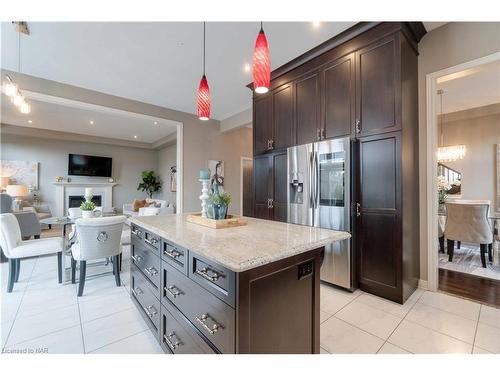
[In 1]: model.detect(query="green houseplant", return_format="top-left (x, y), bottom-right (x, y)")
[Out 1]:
top-left (207, 191), bottom-right (231, 220)
top-left (137, 170), bottom-right (162, 198)
top-left (80, 201), bottom-right (96, 218)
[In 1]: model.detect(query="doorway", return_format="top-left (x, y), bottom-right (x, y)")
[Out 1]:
top-left (426, 52), bottom-right (500, 306)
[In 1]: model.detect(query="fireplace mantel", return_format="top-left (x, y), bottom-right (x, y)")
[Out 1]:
top-left (53, 181), bottom-right (117, 216)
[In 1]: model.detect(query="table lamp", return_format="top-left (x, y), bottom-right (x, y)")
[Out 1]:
top-left (6, 184), bottom-right (28, 211)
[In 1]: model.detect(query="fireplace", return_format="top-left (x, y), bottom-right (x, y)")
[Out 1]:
top-left (68, 195), bottom-right (102, 208)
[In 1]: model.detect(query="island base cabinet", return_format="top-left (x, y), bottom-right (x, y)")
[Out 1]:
top-left (236, 248), bottom-right (321, 354)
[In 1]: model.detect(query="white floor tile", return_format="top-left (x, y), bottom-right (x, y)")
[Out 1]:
top-left (17, 284), bottom-right (77, 318)
top-left (474, 323), bottom-right (500, 354)
top-left (473, 346), bottom-right (494, 354)
top-left (377, 342), bottom-right (411, 354)
top-left (320, 310), bottom-right (332, 324)
top-left (388, 320), bottom-right (472, 354)
top-left (355, 289), bottom-right (422, 318)
top-left (479, 305), bottom-right (500, 329)
top-left (335, 300), bottom-right (402, 340)
top-left (78, 288), bottom-right (134, 323)
top-left (320, 316), bottom-right (384, 354)
top-left (320, 347), bottom-right (329, 354)
top-left (81, 308), bottom-right (149, 353)
top-left (90, 330), bottom-right (162, 354)
top-left (0, 292), bottom-right (24, 323)
top-left (320, 284), bottom-right (361, 315)
top-left (405, 302), bottom-right (477, 344)
top-left (419, 291), bottom-right (480, 321)
top-left (1, 319), bottom-right (14, 348)
top-left (76, 276), bottom-right (128, 302)
top-left (4, 325), bottom-right (84, 354)
top-left (7, 304), bottom-right (80, 346)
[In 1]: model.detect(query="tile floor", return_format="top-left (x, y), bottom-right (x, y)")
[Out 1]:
top-left (1, 245), bottom-right (499, 354)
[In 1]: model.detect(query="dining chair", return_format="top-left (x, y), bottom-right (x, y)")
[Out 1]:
top-left (0, 213), bottom-right (64, 292)
top-left (438, 216), bottom-right (446, 253)
top-left (444, 202), bottom-right (493, 268)
top-left (70, 215), bottom-right (126, 296)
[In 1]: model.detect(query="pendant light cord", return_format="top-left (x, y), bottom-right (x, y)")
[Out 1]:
top-left (203, 22), bottom-right (206, 76)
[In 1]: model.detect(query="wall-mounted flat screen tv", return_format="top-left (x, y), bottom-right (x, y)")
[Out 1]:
top-left (68, 154), bottom-right (112, 177)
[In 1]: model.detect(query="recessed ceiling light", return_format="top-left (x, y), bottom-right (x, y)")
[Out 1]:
top-left (244, 63), bottom-right (251, 72)
top-left (89, 120), bottom-right (94, 125)
top-left (312, 22), bottom-right (321, 28)
top-left (154, 121), bottom-right (158, 125)
top-left (133, 135), bottom-right (138, 139)
top-left (28, 120), bottom-right (32, 124)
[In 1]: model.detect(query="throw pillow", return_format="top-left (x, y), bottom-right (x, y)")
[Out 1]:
top-left (148, 201), bottom-right (162, 208)
top-left (133, 199), bottom-right (147, 212)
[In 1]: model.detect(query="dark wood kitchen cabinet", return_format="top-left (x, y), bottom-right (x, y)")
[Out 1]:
top-left (250, 22), bottom-right (424, 304)
top-left (252, 151), bottom-right (287, 222)
top-left (253, 95), bottom-right (273, 155)
top-left (295, 72), bottom-right (320, 145)
top-left (321, 53), bottom-right (355, 139)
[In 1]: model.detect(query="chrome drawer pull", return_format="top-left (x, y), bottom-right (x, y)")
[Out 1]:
top-left (164, 332), bottom-right (183, 351)
top-left (163, 249), bottom-right (182, 260)
top-left (195, 267), bottom-right (223, 282)
top-left (147, 305), bottom-right (158, 316)
top-left (132, 229), bottom-right (142, 237)
top-left (195, 314), bottom-right (222, 335)
top-left (131, 287), bottom-right (144, 297)
top-left (131, 255), bottom-right (142, 262)
top-left (144, 238), bottom-right (159, 247)
top-left (165, 285), bottom-right (182, 298)
top-left (144, 267), bottom-right (158, 276)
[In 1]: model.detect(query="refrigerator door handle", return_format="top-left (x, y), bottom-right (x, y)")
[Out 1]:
top-left (313, 151), bottom-right (319, 209)
top-left (308, 150), bottom-right (314, 209)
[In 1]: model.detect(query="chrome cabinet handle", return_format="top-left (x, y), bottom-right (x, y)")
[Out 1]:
top-left (144, 238), bottom-right (158, 248)
top-left (195, 267), bottom-right (223, 282)
top-left (163, 249), bottom-right (182, 260)
top-left (269, 198), bottom-right (274, 209)
top-left (163, 332), bottom-right (183, 351)
top-left (355, 119), bottom-right (361, 134)
top-left (144, 267), bottom-right (158, 276)
top-left (356, 203), bottom-right (361, 217)
top-left (321, 128), bottom-right (326, 140)
top-left (132, 229), bottom-right (142, 237)
top-left (316, 128), bottom-right (321, 140)
top-left (165, 285), bottom-right (182, 298)
top-left (195, 314), bottom-right (222, 335)
top-left (147, 305), bottom-right (158, 316)
top-left (131, 286), bottom-right (143, 297)
top-left (131, 255), bottom-right (142, 262)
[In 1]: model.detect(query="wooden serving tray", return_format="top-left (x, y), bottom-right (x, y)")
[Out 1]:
top-left (186, 213), bottom-right (248, 229)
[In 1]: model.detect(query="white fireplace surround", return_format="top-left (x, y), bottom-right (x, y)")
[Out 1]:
top-left (53, 181), bottom-right (117, 217)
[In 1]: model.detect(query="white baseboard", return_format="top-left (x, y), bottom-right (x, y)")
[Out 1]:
top-left (418, 279), bottom-right (429, 290)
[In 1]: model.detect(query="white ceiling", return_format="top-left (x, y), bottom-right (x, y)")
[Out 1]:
top-left (437, 59), bottom-right (500, 114)
top-left (1, 22), bottom-right (356, 121)
top-left (1, 95), bottom-right (178, 143)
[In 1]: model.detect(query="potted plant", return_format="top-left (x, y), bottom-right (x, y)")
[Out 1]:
top-left (207, 191), bottom-right (231, 220)
top-left (437, 176), bottom-right (451, 213)
top-left (137, 170), bottom-right (162, 198)
top-left (80, 201), bottom-right (96, 218)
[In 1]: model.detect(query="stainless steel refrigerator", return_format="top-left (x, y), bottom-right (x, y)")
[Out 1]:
top-left (287, 137), bottom-right (353, 290)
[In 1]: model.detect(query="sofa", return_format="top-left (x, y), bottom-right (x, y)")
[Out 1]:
top-left (123, 199), bottom-right (175, 217)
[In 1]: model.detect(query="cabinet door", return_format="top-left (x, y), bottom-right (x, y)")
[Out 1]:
top-left (322, 53), bottom-right (355, 139)
top-left (273, 84), bottom-right (294, 150)
top-left (356, 35), bottom-right (400, 137)
top-left (254, 95), bottom-right (273, 155)
top-left (356, 132), bottom-right (402, 302)
top-left (272, 151), bottom-right (288, 222)
top-left (295, 72), bottom-right (320, 145)
top-left (253, 154), bottom-right (272, 219)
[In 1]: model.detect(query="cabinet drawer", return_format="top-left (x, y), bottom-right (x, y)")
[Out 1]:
top-left (131, 264), bottom-right (160, 332)
top-left (131, 224), bottom-right (144, 241)
top-left (143, 230), bottom-right (161, 254)
top-left (162, 261), bottom-right (235, 353)
top-left (189, 253), bottom-right (236, 307)
top-left (161, 240), bottom-right (188, 274)
top-left (160, 300), bottom-right (216, 354)
top-left (131, 242), bottom-right (161, 289)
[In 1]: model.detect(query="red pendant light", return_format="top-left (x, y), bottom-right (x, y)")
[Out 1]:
top-left (252, 22), bottom-right (271, 94)
top-left (197, 22), bottom-right (210, 121)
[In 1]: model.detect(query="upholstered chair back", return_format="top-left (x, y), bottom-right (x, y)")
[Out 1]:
top-left (444, 203), bottom-right (492, 244)
top-left (75, 216), bottom-right (125, 260)
top-left (0, 213), bottom-right (22, 257)
top-left (0, 194), bottom-right (13, 214)
top-left (68, 207), bottom-right (82, 219)
top-left (438, 216), bottom-right (445, 237)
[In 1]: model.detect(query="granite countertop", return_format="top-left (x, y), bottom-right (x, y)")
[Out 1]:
top-left (130, 214), bottom-right (351, 272)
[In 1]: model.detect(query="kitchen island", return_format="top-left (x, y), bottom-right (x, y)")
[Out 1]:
top-left (128, 214), bottom-right (350, 354)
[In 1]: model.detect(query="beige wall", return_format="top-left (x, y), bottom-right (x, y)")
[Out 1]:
top-left (0, 132), bottom-right (158, 212)
top-left (1, 70), bottom-right (252, 214)
top-left (418, 22), bottom-right (500, 281)
top-left (157, 143), bottom-right (177, 206)
top-left (439, 107), bottom-right (500, 209)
